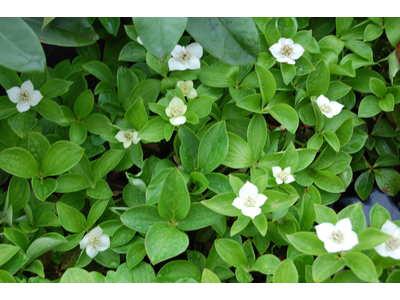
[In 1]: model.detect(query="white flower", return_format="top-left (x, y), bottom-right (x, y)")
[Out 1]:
top-left (168, 43), bottom-right (203, 71)
top-left (115, 130), bottom-right (141, 148)
top-left (269, 38), bottom-right (305, 65)
top-left (272, 166), bottom-right (295, 185)
top-left (165, 97), bottom-right (187, 126)
top-left (177, 80), bottom-right (197, 99)
top-left (374, 220), bottom-right (400, 259)
top-left (137, 36), bottom-right (143, 45)
top-left (315, 218), bottom-right (359, 253)
top-left (232, 181), bottom-right (267, 219)
top-left (6, 80), bottom-right (43, 113)
top-left (80, 227), bottom-right (110, 259)
top-left (316, 95), bottom-right (344, 118)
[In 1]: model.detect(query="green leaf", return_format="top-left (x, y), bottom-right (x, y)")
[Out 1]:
top-left (201, 192), bottom-right (240, 217)
top-left (370, 203), bottom-right (391, 230)
top-left (178, 126), bottom-right (200, 174)
top-left (337, 203), bottom-right (366, 234)
top-left (4, 228), bottom-right (29, 252)
top-left (24, 260), bottom-right (44, 278)
top-left (31, 177), bottom-right (58, 201)
top-left (87, 199), bottom-right (109, 230)
top-left (322, 132), bottom-right (340, 153)
top-left (384, 17), bottom-right (400, 47)
top-left (94, 248), bottom-right (120, 269)
top-left (335, 118), bottom-right (353, 147)
top-left (0, 244), bottom-right (19, 268)
top-left (145, 222), bottom-right (189, 265)
top-left (186, 17), bottom-right (259, 66)
top-left (231, 214), bottom-right (251, 236)
top-left (86, 179), bottom-right (113, 199)
top-left (7, 176), bottom-right (30, 212)
top-left (120, 205), bottom-right (166, 234)
top-left (73, 90), bottom-right (94, 120)
top-left (223, 132), bottom-right (254, 169)
top-left (56, 174), bottom-right (91, 193)
top-left (355, 171), bottom-right (374, 200)
top-left (60, 268), bottom-right (94, 283)
top-left (39, 79), bottom-right (73, 99)
top-left (42, 141), bottom-right (84, 177)
top-left (256, 64), bottom-right (276, 106)
top-left (298, 185), bottom-right (321, 231)
top-left (352, 228), bottom-right (391, 251)
top-left (247, 113), bottom-right (267, 162)
top-left (34, 98), bottom-right (67, 125)
top-left (177, 203), bottom-right (222, 231)
top-left (127, 79), bottom-right (161, 109)
top-left (314, 204), bottom-right (338, 224)
top-left (379, 93), bottom-right (394, 112)
top-left (311, 170), bottom-right (345, 193)
top-left (249, 254), bottom-right (280, 274)
top-left (99, 17), bottom-right (120, 37)
top-left (386, 270), bottom-right (400, 283)
top-left (265, 103), bottom-right (299, 134)
top-left (56, 202), bottom-right (87, 233)
top-left (26, 233), bottom-right (67, 265)
top-left (198, 121), bottom-right (229, 175)
top-left (83, 61), bottom-right (116, 86)
top-left (273, 259), bottom-right (298, 283)
top-left (306, 60), bottom-right (330, 97)
top-left (125, 97), bottom-right (148, 131)
top-left (22, 17), bottom-right (99, 47)
top-left (198, 61), bottom-right (239, 88)
top-left (0, 147), bottom-right (39, 178)
top-left (281, 63), bottom-right (296, 85)
top-left (134, 17), bottom-right (187, 62)
top-left (137, 117), bottom-right (168, 143)
top-left (252, 213), bottom-right (268, 236)
top-left (158, 168), bottom-right (191, 222)
top-left (7, 111), bottom-right (36, 139)
top-left (0, 18), bottom-right (45, 72)
top-left (344, 40), bottom-right (373, 61)
top-left (92, 149), bottom-right (125, 182)
top-left (215, 239), bottom-right (248, 268)
top-left (374, 168), bottom-right (400, 197)
top-left (156, 260), bottom-right (201, 283)
top-left (343, 251), bottom-right (379, 283)
top-left (286, 232), bottom-right (328, 256)
top-left (201, 268), bottom-right (221, 283)
top-left (312, 254), bottom-right (345, 282)
top-left (369, 77), bottom-right (387, 98)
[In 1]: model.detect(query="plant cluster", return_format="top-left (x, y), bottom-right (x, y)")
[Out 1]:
top-left (0, 17), bottom-right (400, 283)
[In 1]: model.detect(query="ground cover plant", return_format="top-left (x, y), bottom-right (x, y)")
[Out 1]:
top-left (1, 17), bottom-right (400, 283)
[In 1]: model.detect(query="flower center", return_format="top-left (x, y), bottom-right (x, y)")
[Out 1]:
top-left (181, 85), bottom-right (190, 94)
top-left (281, 44), bottom-right (293, 57)
top-left (19, 91), bottom-right (31, 102)
top-left (89, 236), bottom-right (100, 248)
top-left (320, 103), bottom-right (332, 113)
top-left (385, 236), bottom-right (400, 250)
top-left (124, 132), bottom-right (133, 140)
top-left (278, 171), bottom-right (288, 181)
top-left (330, 230), bottom-right (345, 244)
top-left (171, 107), bottom-right (182, 117)
top-left (178, 49), bottom-right (192, 63)
top-left (244, 195), bottom-right (256, 207)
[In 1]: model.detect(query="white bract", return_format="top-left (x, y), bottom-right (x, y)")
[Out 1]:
top-left (269, 38), bottom-right (305, 65)
top-left (272, 166), bottom-right (295, 185)
top-left (177, 80), bottom-right (197, 99)
top-left (6, 80), bottom-right (43, 113)
top-left (80, 227), bottom-right (110, 259)
top-left (374, 220), bottom-right (400, 259)
top-left (115, 130), bottom-right (141, 148)
top-left (137, 36), bottom-right (143, 45)
top-left (168, 43), bottom-right (203, 71)
top-left (165, 97), bottom-right (187, 126)
top-left (232, 181), bottom-right (267, 219)
top-left (315, 218), bottom-right (359, 253)
top-left (316, 95), bottom-right (344, 118)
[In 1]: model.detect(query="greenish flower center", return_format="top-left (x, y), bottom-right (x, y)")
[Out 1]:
top-left (179, 50), bottom-right (192, 63)
top-left (180, 85), bottom-right (190, 94)
top-left (279, 171), bottom-right (289, 181)
top-left (19, 91), bottom-right (31, 102)
top-left (89, 236), bottom-right (100, 248)
top-left (320, 103), bottom-right (332, 113)
top-left (385, 236), bottom-right (400, 250)
top-left (244, 195), bottom-right (256, 207)
top-left (330, 230), bottom-right (345, 244)
top-left (124, 132), bottom-right (133, 140)
top-left (281, 44), bottom-right (293, 57)
top-left (171, 107), bottom-right (182, 117)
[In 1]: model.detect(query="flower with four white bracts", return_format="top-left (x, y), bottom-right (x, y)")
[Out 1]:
top-left (177, 80), bottom-right (197, 99)
top-left (165, 97), bottom-right (187, 126)
top-left (316, 95), bottom-right (344, 118)
top-left (6, 80), bottom-right (43, 113)
top-left (272, 166), bottom-right (295, 185)
top-left (80, 227), bottom-right (110, 259)
top-left (315, 218), bottom-right (359, 253)
top-left (168, 43), bottom-right (203, 71)
top-left (232, 181), bottom-right (267, 219)
top-left (374, 220), bottom-right (400, 259)
top-left (115, 130), bottom-right (141, 148)
top-left (269, 38), bottom-right (305, 65)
